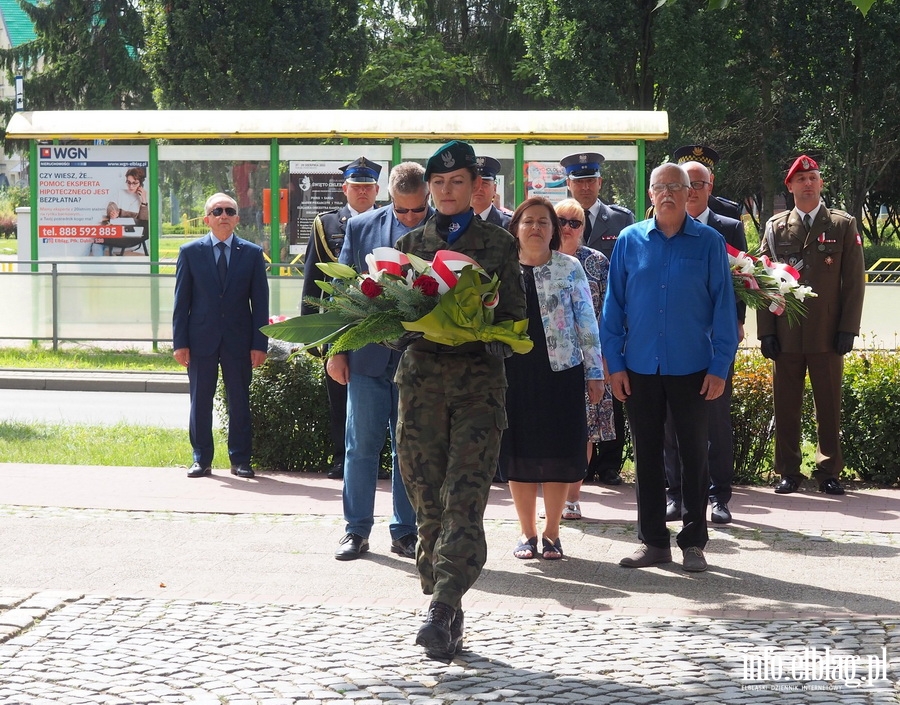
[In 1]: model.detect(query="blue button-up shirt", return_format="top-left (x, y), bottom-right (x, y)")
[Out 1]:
top-left (601, 216), bottom-right (738, 379)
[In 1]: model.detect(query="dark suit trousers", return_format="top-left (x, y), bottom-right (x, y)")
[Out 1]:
top-left (189, 346), bottom-right (252, 466)
top-left (773, 352), bottom-right (843, 483)
top-left (664, 363), bottom-right (735, 506)
top-left (626, 370), bottom-right (710, 550)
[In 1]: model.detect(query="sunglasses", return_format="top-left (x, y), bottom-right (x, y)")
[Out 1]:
top-left (208, 207), bottom-right (238, 217)
top-left (393, 204), bottom-right (428, 215)
top-left (557, 217), bottom-right (583, 229)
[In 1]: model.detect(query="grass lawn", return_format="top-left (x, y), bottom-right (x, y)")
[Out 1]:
top-left (0, 421), bottom-right (226, 468)
top-left (0, 345), bottom-right (182, 371)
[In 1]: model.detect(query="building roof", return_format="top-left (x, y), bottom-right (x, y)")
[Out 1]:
top-left (4, 109), bottom-right (670, 142)
top-left (0, 0), bottom-right (37, 48)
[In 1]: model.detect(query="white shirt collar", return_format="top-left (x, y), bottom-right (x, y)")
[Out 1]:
top-left (797, 203), bottom-right (822, 223)
top-left (694, 207), bottom-right (711, 225)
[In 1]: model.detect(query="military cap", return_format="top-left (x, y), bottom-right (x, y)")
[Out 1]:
top-left (673, 145), bottom-right (720, 170)
top-left (560, 152), bottom-right (605, 179)
top-left (474, 156), bottom-right (502, 181)
top-left (340, 157), bottom-right (382, 184)
top-left (424, 140), bottom-right (477, 180)
top-left (784, 154), bottom-right (820, 186)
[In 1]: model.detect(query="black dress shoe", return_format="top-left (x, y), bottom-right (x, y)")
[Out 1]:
top-left (390, 533), bottom-right (417, 559)
top-left (449, 608), bottom-right (464, 655)
top-left (665, 500), bottom-right (681, 522)
top-left (599, 468), bottom-right (623, 486)
top-left (326, 462), bottom-right (344, 480)
top-left (774, 477), bottom-right (800, 494)
top-left (710, 502), bottom-right (732, 524)
top-left (416, 601), bottom-right (455, 658)
top-left (230, 464), bottom-right (255, 479)
top-left (334, 532), bottom-right (369, 561)
top-left (819, 478), bottom-right (845, 495)
top-left (187, 463), bottom-right (211, 478)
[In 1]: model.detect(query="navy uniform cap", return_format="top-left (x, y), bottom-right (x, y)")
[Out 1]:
top-left (340, 157), bottom-right (382, 183)
top-left (673, 145), bottom-right (720, 170)
top-left (424, 140), bottom-right (477, 180)
top-left (560, 152), bottom-right (605, 179)
top-left (474, 156), bottom-right (502, 181)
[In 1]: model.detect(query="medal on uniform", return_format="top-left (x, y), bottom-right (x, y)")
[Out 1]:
top-left (825, 256), bottom-right (834, 265)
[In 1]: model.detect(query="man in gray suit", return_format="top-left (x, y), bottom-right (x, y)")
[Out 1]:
top-left (328, 162), bottom-right (432, 561)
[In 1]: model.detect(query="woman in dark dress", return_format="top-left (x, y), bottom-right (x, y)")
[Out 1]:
top-left (502, 197), bottom-right (604, 559)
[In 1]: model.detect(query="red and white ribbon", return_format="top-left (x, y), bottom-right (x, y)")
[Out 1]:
top-left (429, 250), bottom-right (483, 293)
top-left (365, 247), bottom-right (409, 278)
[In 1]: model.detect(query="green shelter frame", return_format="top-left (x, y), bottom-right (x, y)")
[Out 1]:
top-left (6, 109), bottom-right (669, 270)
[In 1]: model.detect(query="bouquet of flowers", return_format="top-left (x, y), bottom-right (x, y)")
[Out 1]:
top-left (727, 243), bottom-right (816, 327)
top-left (262, 247), bottom-right (533, 355)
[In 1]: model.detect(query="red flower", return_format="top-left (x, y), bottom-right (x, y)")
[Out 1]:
top-left (360, 277), bottom-right (384, 298)
top-left (413, 274), bottom-right (440, 297)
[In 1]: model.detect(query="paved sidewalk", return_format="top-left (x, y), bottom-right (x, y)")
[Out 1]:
top-left (1, 462), bottom-right (899, 703)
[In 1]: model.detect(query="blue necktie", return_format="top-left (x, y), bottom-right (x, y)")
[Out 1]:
top-left (216, 241), bottom-right (228, 285)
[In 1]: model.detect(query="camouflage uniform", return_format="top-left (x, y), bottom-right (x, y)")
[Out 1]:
top-left (394, 216), bottom-right (526, 609)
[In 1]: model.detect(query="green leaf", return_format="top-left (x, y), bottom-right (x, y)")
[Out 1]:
top-left (316, 262), bottom-right (358, 280)
top-left (261, 312), bottom-right (353, 345)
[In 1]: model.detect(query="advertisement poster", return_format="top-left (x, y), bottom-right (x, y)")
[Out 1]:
top-left (37, 145), bottom-right (150, 259)
top-left (524, 161), bottom-right (569, 203)
top-left (288, 160), bottom-right (389, 256)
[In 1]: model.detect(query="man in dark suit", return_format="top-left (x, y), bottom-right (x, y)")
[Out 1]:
top-left (560, 151), bottom-right (635, 485)
top-left (301, 156), bottom-right (382, 480)
top-left (759, 155), bottom-right (866, 496)
top-left (663, 160), bottom-right (747, 525)
top-left (472, 156), bottom-right (512, 230)
top-left (173, 193), bottom-right (270, 479)
top-left (327, 162), bottom-right (430, 561)
top-left (672, 145), bottom-right (742, 221)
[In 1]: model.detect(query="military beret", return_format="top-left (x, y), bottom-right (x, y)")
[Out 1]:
top-left (340, 157), bottom-right (382, 184)
top-left (424, 140), bottom-right (477, 180)
top-left (474, 156), bottom-right (502, 181)
top-left (560, 152), bottom-right (605, 179)
top-left (784, 155), bottom-right (819, 186)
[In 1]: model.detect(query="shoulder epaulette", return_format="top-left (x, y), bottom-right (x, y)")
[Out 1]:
top-left (828, 208), bottom-right (853, 221)
top-left (715, 196), bottom-right (741, 208)
top-left (609, 203), bottom-right (634, 216)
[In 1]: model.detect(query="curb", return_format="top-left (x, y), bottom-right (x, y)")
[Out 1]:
top-left (0, 368), bottom-right (188, 393)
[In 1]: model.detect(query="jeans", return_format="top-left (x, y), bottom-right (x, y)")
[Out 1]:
top-left (343, 369), bottom-right (416, 540)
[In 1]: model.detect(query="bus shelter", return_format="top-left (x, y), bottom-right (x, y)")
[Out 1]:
top-left (3, 109), bottom-right (668, 346)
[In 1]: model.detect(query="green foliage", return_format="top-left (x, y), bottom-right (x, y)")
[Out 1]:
top-left (0, 0), bottom-right (152, 112)
top-left (731, 351), bottom-right (776, 484)
top-left (143, 0), bottom-right (365, 109)
top-left (220, 355), bottom-right (332, 472)
top-left (841, 351), bottom-right (900, 484)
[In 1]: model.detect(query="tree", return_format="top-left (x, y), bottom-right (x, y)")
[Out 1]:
top-left (658, 0), bottom-right (884, 16)
top-left (142, 0), bottom-right (367, 109)
top-left (0, 0), bottom-right (152, 111)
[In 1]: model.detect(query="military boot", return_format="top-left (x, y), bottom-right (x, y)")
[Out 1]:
top-left (416, 601), bottom-right (455, 658)
top-left (449, 607), bottom-right (464, 655)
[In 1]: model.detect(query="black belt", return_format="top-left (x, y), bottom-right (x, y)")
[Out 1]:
top-left (407, 340), bottom-right (484, 354)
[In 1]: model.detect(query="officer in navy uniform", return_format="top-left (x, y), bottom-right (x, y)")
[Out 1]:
top-left (560, 151), bottom-right (634, 485)
top-left (472, 156), bottom-right (512, 231)
top-left (672, 145), bottom-right (742, 221)
top-left (301, 156), bottom-right (382, 480)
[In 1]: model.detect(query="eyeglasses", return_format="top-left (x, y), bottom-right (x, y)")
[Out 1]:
top-left (689, 180), bottom-right (711, 190)
top-left (393, 204), bottom-right (428, 215)
top-left (208, 207), bottom-right (237, 217)
top-left (557, 217), bottom-right (583, 229)
top-left (650, 182), bottom-right (690, 193)
top-left (125, 179), bottom-right (140, 186)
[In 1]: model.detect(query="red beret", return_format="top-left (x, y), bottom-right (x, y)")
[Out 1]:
top-left (785, 155), bottom-right (819, 186)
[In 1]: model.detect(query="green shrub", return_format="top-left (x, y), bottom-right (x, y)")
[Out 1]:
top-left (840, 350), bottom-right (900, 484)
top-left (731, 350), bottom-right (776, 484)
top-left (217, 353), bottom-right (332, 471)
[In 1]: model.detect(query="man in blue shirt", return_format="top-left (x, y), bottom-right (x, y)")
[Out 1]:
top-left (601, 163), bottom-right (738, 573)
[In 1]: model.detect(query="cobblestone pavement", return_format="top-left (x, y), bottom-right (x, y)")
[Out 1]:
top-left (1, 506), bottom-right (900, 704)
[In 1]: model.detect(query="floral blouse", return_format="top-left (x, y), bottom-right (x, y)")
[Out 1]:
top-left (529, 250), bottom-right (604, 380)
